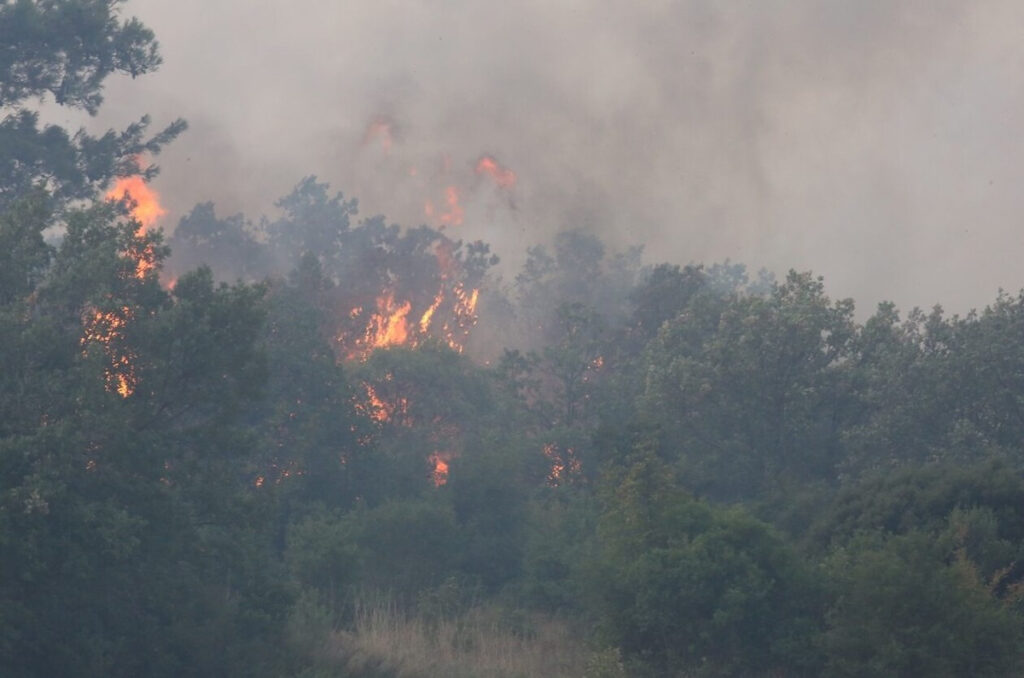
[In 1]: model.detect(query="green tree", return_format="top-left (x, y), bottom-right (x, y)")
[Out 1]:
top-left (644, 270), bottom-right (856, 500)
top-left (0, 0), bottom-right (185, 212)
top-left (839, 303), bottom-right (968, 475)
top-left (2, 0), bottom-right (160, 112)
top-left (824, 531), bottom-right (1022, 678)
top-left (593, 447), bottom-right (822, 676)
top-left (167, 201), bottom-right (267, 281)
top-left (245, 257), bottom-right (368, 520)
top-left (0, 190), bottom-right (51, 304)
top-left (0, 204), bottom-right (291, 676)
top-left (350, 344), bottom-right (502, 505)
top-left (807, 462), bottom-right (1024, 592)
top-left (627, 263), bottom-right (712, 347)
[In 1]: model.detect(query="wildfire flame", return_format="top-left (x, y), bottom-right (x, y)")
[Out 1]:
top-left (429, 451), bottom-right (452, 486)
top-left (424, 185), bottom-right (464, 226)
top-left (543, 443), bottom-right (581, 487)
top-left (343, 286), bottom-right (478, 359)
top-left (253, 460), bottom-right (305, 488)
top-left (419, 290), bottom-right (445, 334)
top-left (357, 381), bottom-right (409, 425)
top-left (81, 306), bottom-right (137, 397)
top-left (339, 241), bottom-right (480, 361)
top-left (106, 175), bottom-right (167, 280)
top-left (475, 155), bottom-right (517, 189)
top-left (364, 291), bottom-right (412, 351)
top-left (79, 173), bottom-right (168, 397)
top-left (106, 176), bottom-right (166, 230)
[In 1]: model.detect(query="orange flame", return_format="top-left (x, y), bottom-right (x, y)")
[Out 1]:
top-left (106, 176), bottom-right (166, 230)
top-left (455, 284), bottom-right (479, 316)
top-left (419, 290), bottom-right (444, 333)
top-left (364, 291), bottom-right (412, 351)
top-left (106, 175), bottom-right (166, 280)
top-left (425, 186), bottom-right (464, 226)
top-left (358, 381), bottom-right (408, 424)
top-left (429, 451), bottom-right (453, 486)
top-left (442, 186), bottom-right (463, 225)
top-left (362, 383), bottom-right (391, 423)
top-left (475, 155), bottom-right (517, 189)
top-left (81, 306), bottom-right (137, 397)
top-left (338, 239), bottom-right (481, 359)
top-left (342, 284), bottom-right (479, 359)
top-left (253, 461), bottom-right (305, 487)
top-left (439, 282), bottom-right (479, 353)
top-left (543, 443), bottom-right (581, 487)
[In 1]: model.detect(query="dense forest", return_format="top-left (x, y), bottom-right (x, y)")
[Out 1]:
top-left (4, 3), bottom-right (1024, 677)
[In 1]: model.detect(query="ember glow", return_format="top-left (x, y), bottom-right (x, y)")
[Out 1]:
top-left (357, 381), bottom-right (409, 425)
top-left (475, 155), bottom-right (517, 189)
top-left (81, 306), bottom-right (137, 398)
top-left (543, 443), bottom-right (581, 487)
top-left (253, 460), bottom-right (305, 488)
top-left (429, 451), bottom-right (452, 486)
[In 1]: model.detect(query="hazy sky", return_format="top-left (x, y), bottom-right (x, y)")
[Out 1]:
top-left (79, 0), bottom-right (1024, 314)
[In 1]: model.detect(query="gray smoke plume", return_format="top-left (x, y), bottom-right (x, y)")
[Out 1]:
top-left (87, 0), bottom-right (1024, 314)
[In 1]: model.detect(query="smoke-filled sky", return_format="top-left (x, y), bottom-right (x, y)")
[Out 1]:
top-left (72, 0), bottom-right (1024, 314)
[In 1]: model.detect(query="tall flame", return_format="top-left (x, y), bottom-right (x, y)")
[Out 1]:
top-left (340, 243), bottom-right (480, 360)
top-left (106, 175), bottom-right (166, 280)
top-left (419, 290), bottom-right (445, 334)
top-left (106, 176), bottom-right (166, 230)
top-left (365, 291), bottom-right (412, 351)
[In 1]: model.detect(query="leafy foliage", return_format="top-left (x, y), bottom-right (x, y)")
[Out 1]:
top-left (0, 0), bottom-right (185, 213)
top-left (7, 5), bottom-right (1024, 677)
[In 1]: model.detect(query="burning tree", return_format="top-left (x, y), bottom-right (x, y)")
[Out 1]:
top-left (264, 177), bottom-right (498, 362)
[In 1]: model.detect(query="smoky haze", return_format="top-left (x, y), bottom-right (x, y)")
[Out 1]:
top-left (85, 0), bottom-right (1024, 314)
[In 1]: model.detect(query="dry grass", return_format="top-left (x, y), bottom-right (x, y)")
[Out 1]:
top-left (313, 596), bottom-right (598, 678)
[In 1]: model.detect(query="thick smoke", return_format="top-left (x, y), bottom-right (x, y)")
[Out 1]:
top-left (87, 0), bottom-right (1024, 313)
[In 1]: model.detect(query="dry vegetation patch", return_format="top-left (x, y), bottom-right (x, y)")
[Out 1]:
top-left (313, 597), bottom-right (603, 678)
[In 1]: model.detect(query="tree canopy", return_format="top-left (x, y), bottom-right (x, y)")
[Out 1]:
top-left (5, 5), bottom-right (1024, 677)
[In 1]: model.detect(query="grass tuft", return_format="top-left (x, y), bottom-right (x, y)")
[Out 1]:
top-left (312, 593), bottom-right (599, 678)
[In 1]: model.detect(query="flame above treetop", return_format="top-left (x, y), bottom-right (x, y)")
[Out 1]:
top-left (106, 175), bottom-right (167, 230)
top-left (79, 174), bottom-right (168, 399)
top-left (475, 155), bottom-right (517, 189)
top-left (105, 174), bottom-right (167, 280)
